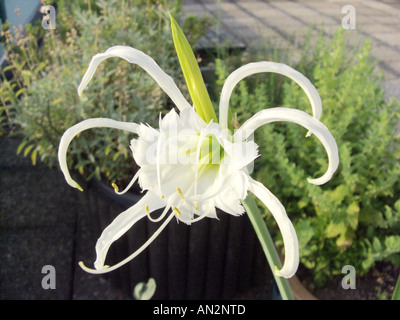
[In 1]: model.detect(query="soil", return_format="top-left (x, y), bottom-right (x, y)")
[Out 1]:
top-left (296, 262), bottom-right (400, 300)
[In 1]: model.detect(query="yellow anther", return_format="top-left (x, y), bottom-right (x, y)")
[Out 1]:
top-left (173, 207), bottom-right (181, 217)
top-left (161, 195), bottom-right (165, 199)
top-left (194, 201), bottom-right (198, 211)
top-left (145, 205), bottom-right (150, 215)
top-left (111, 183), bottom-right (119, 192)
top-left (176, 188), bottom-right (183, 199)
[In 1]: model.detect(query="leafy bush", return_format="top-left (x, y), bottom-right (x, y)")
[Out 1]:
top-left (214, 29), bottom-right (400, 286)
top-left (1, 0), bottom-right (209, 184)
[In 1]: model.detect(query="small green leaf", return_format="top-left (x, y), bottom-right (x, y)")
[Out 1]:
top-left (392, 273), bottom-right (400, 300)
top-left (112, 151), bottom-right (120, 162)
top-left (372, 237), bottom-right (381, 252)
top-left (346, 201), bottom-right (359, 230)
top-left (326, 221), bottom-right (346, 238)
top-left (17, 140), bottom-right (28, 155)
top-left (384, 236), bottom-right (400, 254)
top-left (394, 199), bottom-right (400, 212)
top-left (295, 219), bottom-right (314, 251)
top-left (31, 148), bottom-right (38, 166)
top-left (169, 13), bottom-right (217, 124)
top-left (23, 144), bottom-right (34, 157)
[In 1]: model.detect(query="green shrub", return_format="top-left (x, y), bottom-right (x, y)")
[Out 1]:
top-left (215, 29), bottom-right (400, 286)
top-left (1, 0), bottom-right (209, 184)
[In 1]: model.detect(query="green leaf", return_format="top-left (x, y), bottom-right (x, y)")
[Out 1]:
top-left (346, 201), bottom-right (359, 230)
top-left (169, 13), bottom-right (217, 124)
top-left (392, 273), bottom-right (400, 300)
top-left (326, 221), bottom-right (346, 238)
top-left (17, 140), bottom-right (28, 155)
top-left (372, 237), bottom-right (381, 252)
top-left (394, 199), bottom-right (400, 212)
top-left (328, 185), bottom-right (348, 204)
top-left (295, 219), bottom-right (314, 251)
top-left (384, 236), bottom-right (400, 254)
top-left (23, 144), bottom-right (34, 157)
top-left (31, 148), bottom-right (38, 166)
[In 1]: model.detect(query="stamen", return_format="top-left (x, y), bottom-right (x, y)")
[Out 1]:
top-left (173, 207), bottom-right (181, 217)
top-left (176, 188), bottom-right (183, 199)
top-left (148, 205), bottom-right (168, 222)
top-left (112, 183), bottom-right (119, 192)
top-left (148, 193), bottom-right (179, 223)
top-left (112, 170), bottom-right (141, 195)
top-left (145, 205), bottom-right (150, 216)
top-left (194, 201), bottom-right (199, 211)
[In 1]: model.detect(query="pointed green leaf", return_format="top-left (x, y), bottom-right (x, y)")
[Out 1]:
top-left (169, 13), bottom-right (217, 124)
top-left (392, 273), bottom-right (400, 300)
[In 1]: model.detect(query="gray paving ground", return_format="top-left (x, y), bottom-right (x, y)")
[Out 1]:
top-left (183, 0), bottom-right (400, 100)
top-left (1, 0), bottom-right (400, 300)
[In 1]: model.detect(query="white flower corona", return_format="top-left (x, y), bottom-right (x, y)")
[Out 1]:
top-left (58, 46), bottom-right (339, 278)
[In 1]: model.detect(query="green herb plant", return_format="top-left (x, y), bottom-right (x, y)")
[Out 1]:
top-left (214, 29), bottom-right (400, 286)
top-left (1, 0), bottom-right (209, 185)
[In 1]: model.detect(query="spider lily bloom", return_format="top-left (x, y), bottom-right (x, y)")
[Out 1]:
top-left (58, 24), bottom-right (338, 280)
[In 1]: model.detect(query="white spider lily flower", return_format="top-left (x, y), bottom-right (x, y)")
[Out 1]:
top-left (59, 45), bottom-right (338, 278)
top-left (58, 46), bottom-right (338, 278)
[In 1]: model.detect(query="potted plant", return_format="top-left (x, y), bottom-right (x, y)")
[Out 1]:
top-left (1, 0), bottom-right (269, 299)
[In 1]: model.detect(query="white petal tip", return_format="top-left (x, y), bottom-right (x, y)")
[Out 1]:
top-left (79, 261), bottom-right (109, 274)
top-left (78, 261), bottom-right (93, 272)
top-left (77, 87), bottom-right (84, 97)
top-left (70, 180), bottom-right (84, 192)
top-left (307, 177), bottom-right (328, 186)
top-left (274, 265), bottom-right (296, 279)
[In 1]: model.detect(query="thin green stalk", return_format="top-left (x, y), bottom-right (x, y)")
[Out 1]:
top-left (242, 195), bottom-right (295, 300)
top-left (392, 272), bottom-right (400, 300)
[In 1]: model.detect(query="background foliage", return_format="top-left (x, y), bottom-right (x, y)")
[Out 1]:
top-left (213, 29), bottom-right (400, 285)
top-left (1, 0), bottom-right (209, 184)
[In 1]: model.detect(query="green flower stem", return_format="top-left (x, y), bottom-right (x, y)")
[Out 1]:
top-left (242, 195), bottom-right (295, 300)
top-left (392, 272), bottom-right (400, 300)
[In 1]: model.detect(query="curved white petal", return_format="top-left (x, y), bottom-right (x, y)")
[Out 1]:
top-left (80, 211), bottom-right (175, 274)
top-left (78, 45), bottom-right (191, 111)
top-left (235, 107), bottom-right (339, 185)
top-left (219, 61), bottom-right (322, 130)
top-left (92, 190), bottom-right (166, 270)
top-left (58, 118), bottom-right (138, 191)
top-left (247, 177), bottom-right (299, 278)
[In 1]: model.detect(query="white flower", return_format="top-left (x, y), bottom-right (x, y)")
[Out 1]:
top-left (58, 46), bottom-right (339, 278)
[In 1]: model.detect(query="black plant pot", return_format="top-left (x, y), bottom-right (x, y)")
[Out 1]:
top-left (79, 178), bottom-right (267, 300)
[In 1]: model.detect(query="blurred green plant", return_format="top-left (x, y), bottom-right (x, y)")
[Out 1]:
top-left (1, 0), bottom-right (209, 184)
top-left (214, 29), bottom-right (400, 286)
